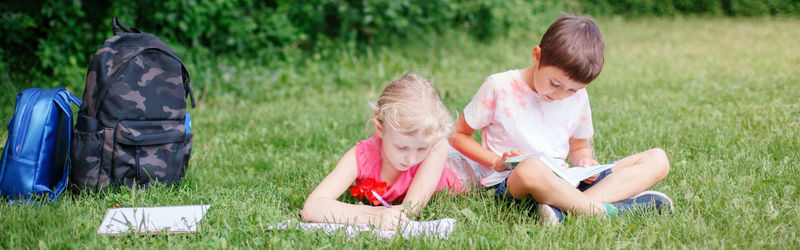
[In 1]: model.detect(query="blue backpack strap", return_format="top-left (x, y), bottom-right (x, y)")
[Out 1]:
top-left (27, 90), bottom-right (82, 202)
top-left (51, 90), bottom-right (81, 201)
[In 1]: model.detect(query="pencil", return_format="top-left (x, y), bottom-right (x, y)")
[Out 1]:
top-left (371, 190), bottom-right (392, 208)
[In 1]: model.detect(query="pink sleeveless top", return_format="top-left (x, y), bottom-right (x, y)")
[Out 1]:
top-left (355, 135), bottom-right (462, 203)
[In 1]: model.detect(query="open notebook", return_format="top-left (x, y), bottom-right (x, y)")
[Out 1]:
top-left (97, 205), bottom-right (210, 235)
top-left (268, 218), bottom-right (455, 239)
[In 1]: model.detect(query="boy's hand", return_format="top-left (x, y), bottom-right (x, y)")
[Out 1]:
top-left (578, 158), bottom-right (601, 184)
top-left (492, 150), bottom-right (524, 171)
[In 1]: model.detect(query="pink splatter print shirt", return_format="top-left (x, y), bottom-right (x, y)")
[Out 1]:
top-left (463, 70), bottom-right (594, 186)
top-left (355, 135), bottom-right (463, 203)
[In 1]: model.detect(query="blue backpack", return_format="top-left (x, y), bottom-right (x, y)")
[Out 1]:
top-left (0, 88), bottom-right (81, 202)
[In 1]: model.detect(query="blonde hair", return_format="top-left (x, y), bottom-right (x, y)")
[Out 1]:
top-left (371, 72), bottom-right (453, 142)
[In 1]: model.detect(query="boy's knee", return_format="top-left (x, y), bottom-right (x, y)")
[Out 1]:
top-left (518, 157), bottom-right (550, 171)
top-left (647, 147), bottom-right (670, 178)
top-left (512, 158), bottom-right (550, 187)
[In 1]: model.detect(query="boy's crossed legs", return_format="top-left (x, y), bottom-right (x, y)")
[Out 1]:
top-left (506, 148), bottom-right (671, 219)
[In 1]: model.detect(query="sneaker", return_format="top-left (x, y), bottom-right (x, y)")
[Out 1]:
top-left (537, 204), bottom-right (564, 226)
top-left (610, 190), bottom-right (674, 216)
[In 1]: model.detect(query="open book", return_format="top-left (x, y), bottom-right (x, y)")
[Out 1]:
top-left (268, 218), bottom-right (455, 239)
top-left (504, 152), bottom-right (613, 187)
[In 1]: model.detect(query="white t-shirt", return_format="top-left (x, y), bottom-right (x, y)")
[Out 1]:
top-left (462, 70), bottom-right (594, 187)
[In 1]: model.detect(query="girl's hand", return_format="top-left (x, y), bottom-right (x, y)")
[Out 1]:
top-left (578, 158), bottom-right (601, 184)
top-left (377, 207), bottom-right (409, 231)
top-left (492, 150), bottom-right (524, 171)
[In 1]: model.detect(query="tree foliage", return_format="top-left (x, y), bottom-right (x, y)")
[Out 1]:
top-left (1, 0), bottom-right (797, 83)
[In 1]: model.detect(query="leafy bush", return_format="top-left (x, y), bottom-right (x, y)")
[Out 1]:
top-left (1, 0), bottom-right (109, 88)
top-left (727, 0), bottom-right (800, 16)
top-left (1, 0), bottom-right (797, 86)
top-left (576, 0), bottom-right (800, 17)
top-left (0, 0), bottom-right (565, 84)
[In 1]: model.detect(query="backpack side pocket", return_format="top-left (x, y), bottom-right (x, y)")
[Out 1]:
top-left (69, 129), bottom-right (104, 191)
top-left (177, 133), bottom-right (192, 182)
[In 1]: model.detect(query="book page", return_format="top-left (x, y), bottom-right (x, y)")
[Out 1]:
top-left (98, 205), bottom-right (210, 235)
top-left (504, 152), bottom-right (551, 168)
top-left (562, 164), bottom-right (614, 185)
top-left (504, 152), bottom-right (613, 187)
top-left (268, 218), bottom-right (456, 239)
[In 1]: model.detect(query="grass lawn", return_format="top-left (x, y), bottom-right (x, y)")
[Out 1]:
top-left (1, 16), bottom-right (799, 248)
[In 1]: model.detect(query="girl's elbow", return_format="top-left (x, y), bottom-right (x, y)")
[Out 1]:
top-left (300, 198), bottom-right (318, 222)
top-left (299, 208), bottom-right (315, 222)
top-left (300, 206), bottom-right (324, 223)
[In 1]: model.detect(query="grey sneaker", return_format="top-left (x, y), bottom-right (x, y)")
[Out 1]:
top-left (537, 204), bottom-right (564, 226)
top-left (611, 190), bottom-right (674, 216)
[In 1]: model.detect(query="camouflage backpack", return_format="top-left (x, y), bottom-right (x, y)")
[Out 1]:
top-left (70, 17), bottom-right (196, 191)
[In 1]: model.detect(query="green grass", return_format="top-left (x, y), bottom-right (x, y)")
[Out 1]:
top-left (2, 16), bottom-right (799, 248)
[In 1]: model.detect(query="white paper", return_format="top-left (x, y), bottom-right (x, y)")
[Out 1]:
top-left (98, 205), bottom-right (210, 235)
top-left (563, 164), bottom-right (614, 183)
top-left (268, 218), bottom-right (456, 239)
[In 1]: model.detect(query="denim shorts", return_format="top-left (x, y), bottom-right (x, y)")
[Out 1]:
top-left (490, 168), bottom-right (613, 203)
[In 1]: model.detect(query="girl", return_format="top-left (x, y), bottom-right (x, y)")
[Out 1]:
top-left (300, 73), bottom-right (462, 230)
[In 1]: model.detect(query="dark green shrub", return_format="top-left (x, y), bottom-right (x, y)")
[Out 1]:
top-left (2, 0), bottom-right (797, 87)
top-left (0, 0), bottom-right (568, 84)
top-left (726, 0), bottom-right (800, 16)
top-left (577, 0), bottom-right (799, 16)
top-left (1, 0), bottom-right (108, 87)
top-left (673, 0), bottom-right (724, 15)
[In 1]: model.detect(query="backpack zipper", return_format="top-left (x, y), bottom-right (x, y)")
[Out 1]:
top-left (14, 90), bottom-right (41, 157)
top-left (135, 145), bottom-right (143, 181)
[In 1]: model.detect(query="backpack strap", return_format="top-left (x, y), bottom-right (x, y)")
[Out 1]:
top-left (6, 93), bottom-right (21, 131)
top-left (112, 17), bottom-right (141, 35)
top-left (182, 65), bottom-right (196, 108)
top-left (27, 90), bottom-right (81, 202)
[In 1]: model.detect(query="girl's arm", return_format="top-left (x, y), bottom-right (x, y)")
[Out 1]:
top-left (398, 138), bottom-right (449, 215)
top-left (300, 146), bottom-right (408, 230)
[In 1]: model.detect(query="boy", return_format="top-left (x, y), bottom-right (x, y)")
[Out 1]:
top-left (448, 13), bottom-right (673, 225)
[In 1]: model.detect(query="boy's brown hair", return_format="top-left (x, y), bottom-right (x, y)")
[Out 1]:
top-left (538, 13), bottom-right (605, 84)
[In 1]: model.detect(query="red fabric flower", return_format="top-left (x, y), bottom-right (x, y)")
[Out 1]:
top-left (349, 178), bottom-right (388, 206)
